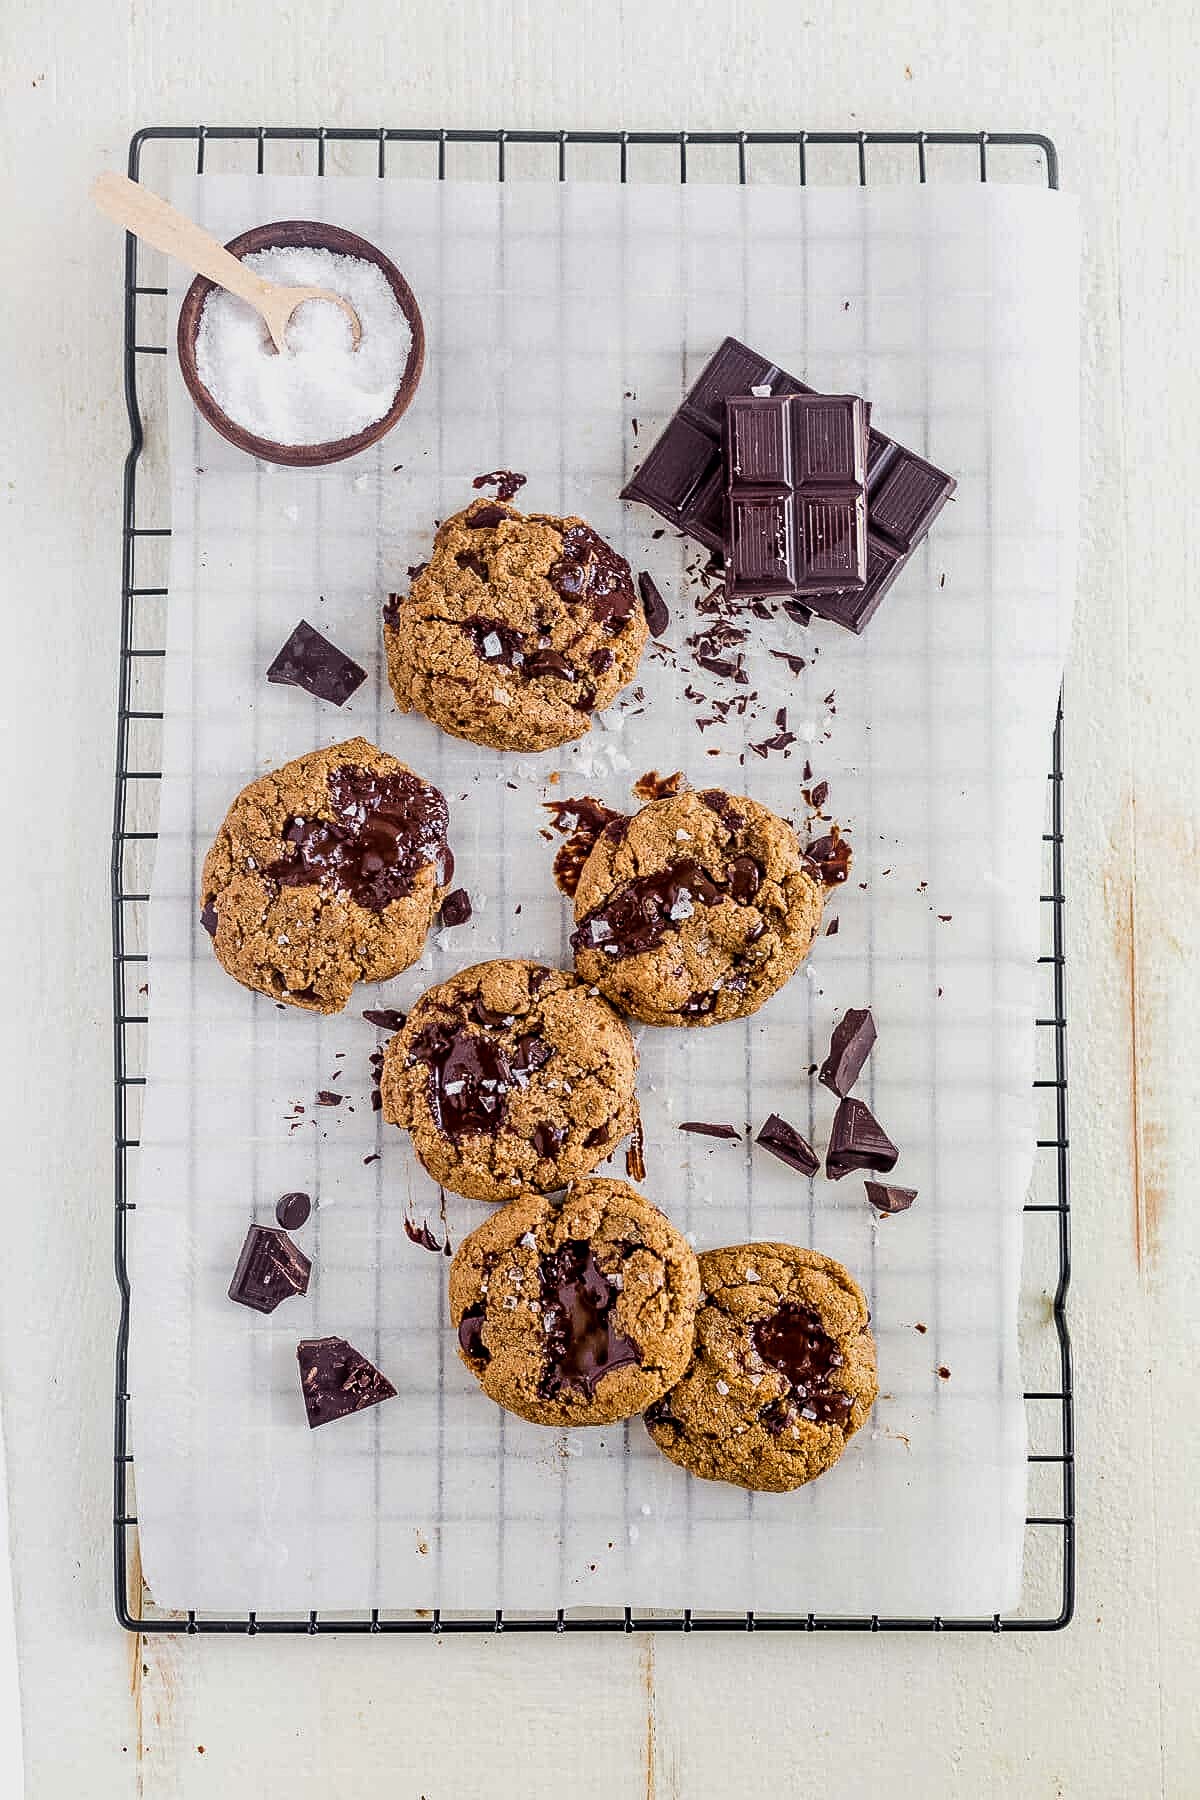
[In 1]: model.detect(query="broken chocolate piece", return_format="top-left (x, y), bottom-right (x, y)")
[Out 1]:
top-left (865, 1181), bottom-right (917, 1214)
top-left (679, 1121), bottom-right (741, 1140)
top-left (472, 469), bottom-right (527, 502)
top-left (362, 1007), bottom-right (406, 1031)
top-left (440, 888), bottom-right (473, 927)
top-left (296, 1337), bottom-right (396, 1427)
top-left (199, 899), bottom-right (219, 937)
top-left (458, 1303), bottom-right (489, 1362)
top-left (227, 1224), bottom-right (311, 1314)
top-left (537, 1241), bottom-right (641, 1398)
top-left (723, 392), bottom-right (869, 598)
top-left (755, 1114), bottom-right (819, 1177)
top-left (818, 1007), bottom-right (877, 1098)
top-left (266, 620), bottom-right (367, 707)
top-left (826, 1097), bottom-right (898, 1180)
top-left (316, 1089), bottom-right (343, 1107)
top-left (637, 570), bottom-right (670, 636)
top-left (805, 828), bottom-right (852, 886)
top-left (274, 1191), bottom-right (312, 1231)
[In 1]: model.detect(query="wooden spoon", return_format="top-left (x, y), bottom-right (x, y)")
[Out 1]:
top-left (91, 171), bottom-right (362, 354)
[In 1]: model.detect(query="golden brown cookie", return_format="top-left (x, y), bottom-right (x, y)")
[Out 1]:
top-left (383, 496), bottom-right (649, 752)
top-left (200, 737), bottom-right (453, 1014)
top-left (380, 959), bottom-right (639, 1203)
top-left (571, 787), bottom-right (824, 1026)
top-left (644, 1243), bottom-right (877, 1491)
top-left (448, 1180), bottom-right (701, 1427)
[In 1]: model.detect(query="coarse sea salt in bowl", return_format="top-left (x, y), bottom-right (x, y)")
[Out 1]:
top-left (176, 220), bottom-right (425, 468)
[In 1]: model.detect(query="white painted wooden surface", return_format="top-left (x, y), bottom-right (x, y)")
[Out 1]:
top-left (1, 1), bottom-right (1197, 1794)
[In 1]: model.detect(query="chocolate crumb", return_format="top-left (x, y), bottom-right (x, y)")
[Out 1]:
top-left (440, 888), bottom-right (473, 927)
top-left (806, 827), bottom-right (853, 886)
top-left (915, 1322), bottom-right (928, 1334)
top-left (316, 1090), bottom-right (343, 1107)
top-left (937, 1365), bottom-right (951, 1380)
top-left (769, 649), bottom-right (807, 675)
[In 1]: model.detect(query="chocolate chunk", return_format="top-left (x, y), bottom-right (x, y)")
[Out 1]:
top-left (622, 336), bottom-right (955, 631)
top-left (751, 1304), bottom-right (852, 1426)
top-left (472, 469), bottom-right (527, 502)
top-left (547, 523), bottom-right (638, 632)
top-left (404, 1215), bottom-right (443, 1252)
top-left (810, 780), bottom-right (829, 809)
top-left (525, 648), bottom-right (575, 679)
top-left (826, 1097), bottom-right (898, 1179)
top-left (316, 1089), bottom-right (343, 1106)
top-left (723, 393), bottom-right (869, 598)
top-left (274, 1191), bottom-right (312, 1230)
top-left (532, 1121), bottom-right (566, 1158)
top-left (362, 1007), bottom-right (406, 1031)
top-left (543, 795), bottom-right (627, 898)
top-left (467, 502), bottom-right (510, 528)
top-left (199, 898), bottom-right (219, 936)
top-left (227, 1224), bottom-right (311, 1314)
top-left (865, 1181), bottom-right (917, 1214)
top-left (296, 1337), bottom-right (396, 1427)
top-left (264, 763), bottom-right (452, 913)
top-left (637, 570), bottom-right (670, 636)
top-left (458, 1303), bottom-right (489, 1363)
top-left (818, 1007), bottom-right (877, 1098)
top-left (679, 1121), bottom-right (740, 1140)
top-left (406, 1016), bottom-right (518, 1140)
top-left (589, 647), bottom-right (615, 675)
top-left (439, 888), bottom-right (473, 927)
top-left (266, 619), bottom-right (367, 707)
top-left (643, 1394), bottom-right (681, 1431)
top-left (464, 615), bottom-right (526, 668)
top-left (755, 1113), bottom-right (819, 1177)
top-left (805, 827), bottom-right (852, 886)
top-left (783, 600), bottom-right (813, 627)
top-left (537, 1241), bottom-right (641, 1398)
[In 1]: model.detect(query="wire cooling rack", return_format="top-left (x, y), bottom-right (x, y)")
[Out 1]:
top-left (111, 125), bottom-right (1074, 1635)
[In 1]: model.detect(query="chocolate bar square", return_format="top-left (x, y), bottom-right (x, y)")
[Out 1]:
top-left (723, 393), bottom-right (868, 599)
top-left (622, 337), bottom-right (956, 632)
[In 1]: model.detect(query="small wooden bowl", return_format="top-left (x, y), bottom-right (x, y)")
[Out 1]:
top-left (176, 219), bottom-right (425, 468)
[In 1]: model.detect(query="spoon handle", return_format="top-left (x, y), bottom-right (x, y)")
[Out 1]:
top-left (91, 171), bottom-right (274, 315)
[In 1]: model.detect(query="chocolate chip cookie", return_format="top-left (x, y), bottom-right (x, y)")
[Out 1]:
top-left (644, 1243), bottom-right (877, 1491)
top-left (571, 787), bottom-right (824, 1026)
top-left (449, 1179), bottom-right (701, 1427)
top-left (383, 496), bottom-right (649, 752)
top-left (200, 736), bottom-right (453, 1014)
top-left (380, 959), bottom-right (639, 1203)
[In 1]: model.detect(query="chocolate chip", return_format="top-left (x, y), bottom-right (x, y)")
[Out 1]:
top-left (678, 1122), bottom-right (741, 1140)
top-left (818, 1007), bottom-right (877, 1098)
top-left (274, 1191), bottom-right (312, 1230)
top-left (826, 1098), bottom-right (898, 1179)
top-left (227, 1224), bottom-right (310, 1314)
top-left (362, 1007), bottom-right (406, 1031)
top-left (637, 571), bottom-right (670, 636)
top-left (865, 1181), bottom-right (917, 1214)
top-left (265, 619), bottom-right (367, 707)
top-left (200, 899), bottom-right (219, 936)
top-left (439, 888), bottom-right (473, 927)
top-left (755, 1114), bottom-right (819, 1177)
top-left (467, 503), bottom-right (510, 528)
top-left (751, 1305), bottom-right (852, 1426)
top-left (296, 1337), bottom-right (396, 1427)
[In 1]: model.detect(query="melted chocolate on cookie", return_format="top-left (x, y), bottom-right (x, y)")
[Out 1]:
top-left (458, 1303), bottom-right (489, 1363)
top-left (751, 1303), bottom-right (853, 1428)
top-left (571, 854), bottom-right (764, 959)
top-left (547, 523), bottom-right (638, 633)
top-left (537, 1240), bottom-right (641, 1397)
top-left (406, 992), bottom-right (554, 1141)
top-left (265, 765), bottom-right (452, 911)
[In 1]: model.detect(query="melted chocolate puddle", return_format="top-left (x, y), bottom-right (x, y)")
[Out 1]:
top-left (264, 765), bottom-right (451, 911)
top-left (750, 1304), bottom-right (852, 1427)
top-left (406, 993), bottom-right (552, 1140)
top-left (537, 1241), bottom-right (641, 1397)
top-left (543, 796), bottom-right (629, 898)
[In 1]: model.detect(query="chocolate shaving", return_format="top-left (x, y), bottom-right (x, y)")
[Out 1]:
top-left (625, 1115), bottom-right (646, 1182)
top-left (637, 571), bottom-right (670, 636)
top-left (404, 1215), bottom-right (445, 1253)
top-left (362, 1008), bottom-right (406, 1031)
top-left (678, 1122), bottom-right (741, 1141)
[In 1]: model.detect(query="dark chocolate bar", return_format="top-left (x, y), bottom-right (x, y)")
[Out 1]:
top-left (723, 392), bottom-right (868, 598)
top-left (622, 336), bottom-right (955, 633)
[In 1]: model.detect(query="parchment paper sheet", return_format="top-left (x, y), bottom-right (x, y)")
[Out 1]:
top-left (129, 175), bottom-right (1079, 1615)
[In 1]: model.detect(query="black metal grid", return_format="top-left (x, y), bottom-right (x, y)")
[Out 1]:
top-left (111, 125), bottom-right (1073, 1635)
